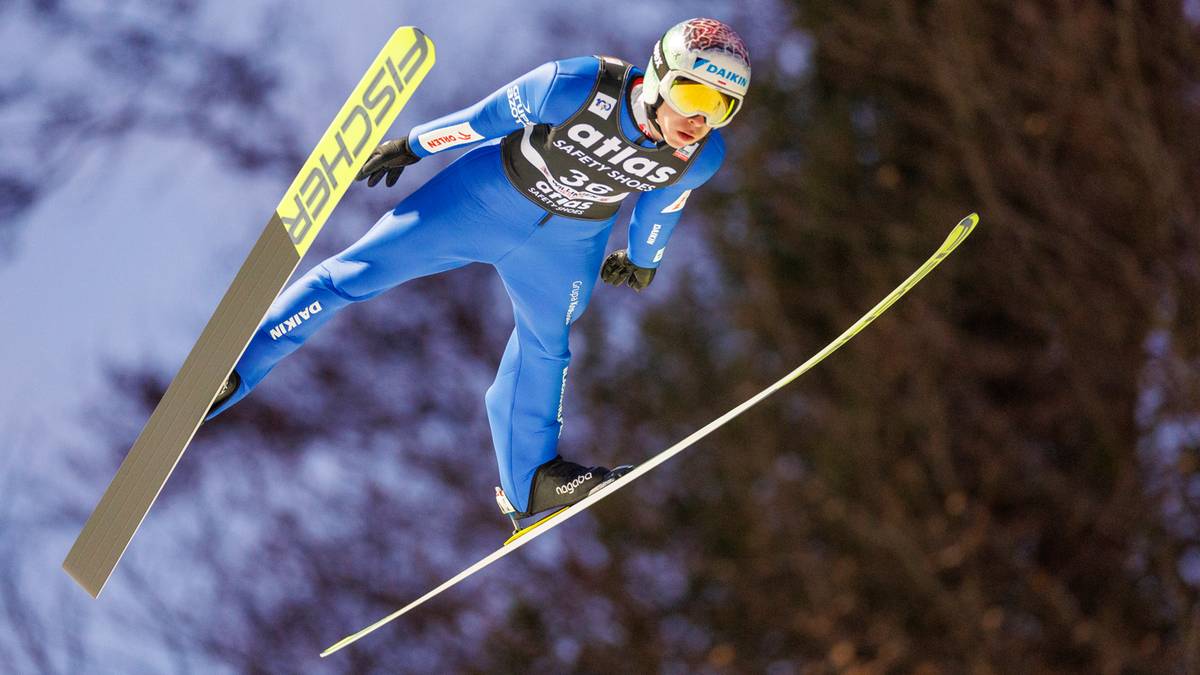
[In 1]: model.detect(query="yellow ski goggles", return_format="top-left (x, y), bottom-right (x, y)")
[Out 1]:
top-left (662, 75), bottom-right (742, 128)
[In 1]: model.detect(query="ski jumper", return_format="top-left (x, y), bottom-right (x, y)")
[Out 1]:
top-left (207, 56), bottom-right (726, 513)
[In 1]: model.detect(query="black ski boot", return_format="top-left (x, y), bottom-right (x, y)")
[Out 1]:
top-left (494, 456), bottom-right (634, 531)
top-left (207, 370), bottom-right (241, 417)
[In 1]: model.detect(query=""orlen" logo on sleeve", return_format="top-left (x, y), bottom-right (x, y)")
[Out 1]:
top-left (417, 121), bottom-right (482, 153)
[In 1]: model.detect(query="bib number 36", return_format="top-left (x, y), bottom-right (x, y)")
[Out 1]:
top-left (557, 169), bottom-right (616, 196)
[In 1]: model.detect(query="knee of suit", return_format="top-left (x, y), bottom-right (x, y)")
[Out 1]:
top-left (519, 323), bottom-right (573, 363)
top-left (528, 341), bottom-right (571, 368)
top-left (484, 370), bottom-right (517, 425)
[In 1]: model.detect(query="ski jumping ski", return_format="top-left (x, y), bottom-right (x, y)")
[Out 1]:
top-left (62, 27), bottom-right (436, 598)
top-left (321, 212), bottom-right (980, 657)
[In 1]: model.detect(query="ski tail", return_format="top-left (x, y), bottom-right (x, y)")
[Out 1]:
top-left (319, 213), bottom-right (979, 657)
top-left (62, 26), bottom-right (436, 599)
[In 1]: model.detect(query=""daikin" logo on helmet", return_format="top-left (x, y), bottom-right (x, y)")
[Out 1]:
top-left (693, 58), bottom-right (748, 87)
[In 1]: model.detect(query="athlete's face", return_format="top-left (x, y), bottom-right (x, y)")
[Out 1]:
top-left (655, 103), bottom-right (711, 148)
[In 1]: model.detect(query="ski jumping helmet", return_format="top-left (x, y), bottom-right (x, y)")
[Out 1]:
top-left (643, 18), bottom-right (751, 135)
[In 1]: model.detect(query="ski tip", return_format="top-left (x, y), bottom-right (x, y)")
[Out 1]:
top-left (395, 25), bottom-right (434, 45)
top-left (935, 213), bottom-right (979, 256)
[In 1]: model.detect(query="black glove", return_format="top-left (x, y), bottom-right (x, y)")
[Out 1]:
top-left (355, 137), bottom-right (421, 187)
top-left (600, 249), bottom-right (657, 292)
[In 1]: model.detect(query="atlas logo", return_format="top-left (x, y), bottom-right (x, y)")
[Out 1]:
top-left (693, 58), bottom-right (748, 88)
top-left (269, 301), bottom-right (323, 340)
top-left (565, 123), bottom-right (678, 183)
top-left (279, 34), bottom-right (431, 254)
top-left (555, 472), bottom-right (593, 496)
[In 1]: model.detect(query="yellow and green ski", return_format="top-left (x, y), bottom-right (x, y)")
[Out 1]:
top-left (320, 213), bottom-right (980, 658)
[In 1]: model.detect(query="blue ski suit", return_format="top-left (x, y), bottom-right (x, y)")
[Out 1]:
top-left (208, 55), bottom-right (726, 512)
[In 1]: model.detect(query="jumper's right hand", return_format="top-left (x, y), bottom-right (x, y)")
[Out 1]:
top-left (356, 138), bottom-right (421, 187)
top-left (601, 249), bottom-right (657, 292)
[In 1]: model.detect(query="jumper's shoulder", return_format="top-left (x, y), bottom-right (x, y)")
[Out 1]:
top-left (537, 56), bottom-right (603, 124)
top-left (688, 130), bottom-right (727, 183)
top-left (701, 129), bottom-right (727, 164)
top-left (553, 55), bottom-right (604, 80)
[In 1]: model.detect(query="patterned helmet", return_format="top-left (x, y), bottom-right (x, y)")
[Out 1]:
top-left (643, 18), bottom-right (751, 129)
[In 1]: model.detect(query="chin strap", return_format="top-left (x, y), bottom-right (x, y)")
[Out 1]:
top-left (631, 80), bottom-right (666, 145)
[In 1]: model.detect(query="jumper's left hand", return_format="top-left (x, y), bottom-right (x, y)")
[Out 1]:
top-left (600, 249), bottom-right (657, 292)
top-left (356, 138), bottom-right (421, 187)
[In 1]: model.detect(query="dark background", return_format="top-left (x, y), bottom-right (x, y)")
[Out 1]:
top-left (2, 1), bottom-right (1197, 673)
